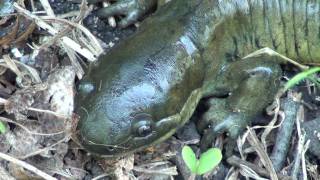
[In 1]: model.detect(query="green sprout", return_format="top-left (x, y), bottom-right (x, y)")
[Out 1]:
top-left (182, 145), bottom-right (222, 175)
top-left (284, 67), bottom-right (320, 91)
top-left (0, 122), bottom-right (6, 134)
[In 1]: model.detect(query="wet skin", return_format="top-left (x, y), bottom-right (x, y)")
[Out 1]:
top-left (75, 0), bottom-right (320, 157)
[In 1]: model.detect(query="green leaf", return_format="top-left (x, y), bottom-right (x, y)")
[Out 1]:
top-left (196, 148), bottom-right (222, 175)
top-left (284, 67), bottom-right (320, 91)
top-left (182, 145), bottom-right (197, 173)
top-left (0, 122), bottom-right (6, 134)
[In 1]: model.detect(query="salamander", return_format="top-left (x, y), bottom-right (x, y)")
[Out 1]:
top-left (75, 0), bottom-right (320, 157)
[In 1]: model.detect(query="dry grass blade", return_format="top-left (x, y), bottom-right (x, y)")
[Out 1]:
top-left (39, 0), bottom-right (102, 56)
top-left (0, 56), bottom-right (42, 84)
top-left (19, 135), bottom-right (70, 159)
top-left (242, 47), bottom-right (309, 70)
top-left (92, 173), bottom-right (110, 180)
top-left (13, 3), bottom-right (96, 61)
top-left (227, 156), bottom-right (291, 180)
top-left (63, 46), bottom-right (85, 79)
top-left (30, 0), bottom-right (102, 79)
top-left (134, 161), bottom-right (178, 176)
top-left (0, 152), bottom-right (57, 180)
top-left (246, 128), bottom-right (278, 180)
top-left (261, 94), bottom-right (282, 150)
top-left (39, 0), bottom-right (55, 16)
top-left (301, 140), bottom-right (310, 180)
top-left (2, 55), bottom-right (24, 81)
top-left (239, 164), bottom-right (268, 180)
top-left (225, 167), bottom-right (239, 180)
top-left (40, 17), bottom-right (103, 56)
top-left (133, 166), bottom-right (178, 176)
top-left (291, 105), bottom-right (306, 179)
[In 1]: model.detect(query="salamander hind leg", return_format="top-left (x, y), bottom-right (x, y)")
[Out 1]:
top-left (200, 56), bottom-right (282, 149)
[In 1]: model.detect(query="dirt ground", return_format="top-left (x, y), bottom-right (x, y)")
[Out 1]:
top-left (0, 0), bottom-right (319, 179)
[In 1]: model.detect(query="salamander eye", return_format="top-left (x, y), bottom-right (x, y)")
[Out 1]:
top-left (137, 124), bottom-right (152, 137)
top-left (132, 113), bottom-right (154, 137)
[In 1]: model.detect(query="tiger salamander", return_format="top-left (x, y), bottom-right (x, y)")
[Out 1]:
top-left (75, 0), bottom-right (320, 157)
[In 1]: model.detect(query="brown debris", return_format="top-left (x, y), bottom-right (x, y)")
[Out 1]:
top-left (0, 15), bottom-right (35, 47)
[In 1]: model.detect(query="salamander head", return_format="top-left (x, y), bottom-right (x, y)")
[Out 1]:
top-left (74, 24), bottom-right (203, 157)
top-left (74, 66), bottom-right (184, 157)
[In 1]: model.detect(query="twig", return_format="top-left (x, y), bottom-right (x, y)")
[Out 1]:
top-left (270, 92), bottom-right (300, 172)
top-left (0, 97), bottom-right (68, 119)
top-left (0, 152), bottom-right (57, 180)
top-left (28, 107), bottom-right (67, 119)
top-left (0, 116), bottom-right (64, 136)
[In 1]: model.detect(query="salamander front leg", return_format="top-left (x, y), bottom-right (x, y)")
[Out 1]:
top-left (200, 57), bottom-right (282, 149)
top-left (88, 0), bottom-right (158, 28)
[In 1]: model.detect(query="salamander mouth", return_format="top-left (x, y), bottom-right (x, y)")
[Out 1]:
top-left (99, 127), bottom-right (179, 158)
top-left (77, 133), bottom-right (130, 156)
top-left (97, 114), bottom-right (182, 157)
top-left (77, 127), bottom-right (156, 156)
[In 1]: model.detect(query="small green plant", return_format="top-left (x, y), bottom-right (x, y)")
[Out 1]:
top-left (182, 145), bottom-right (222, 175)
top-left (284, 67), bottom-right (320, 91)
top-left (0, 122), bottom-right (6, 134)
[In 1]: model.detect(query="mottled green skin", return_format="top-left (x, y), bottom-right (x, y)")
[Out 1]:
top-left (75, 0), bottom-right (320, 157)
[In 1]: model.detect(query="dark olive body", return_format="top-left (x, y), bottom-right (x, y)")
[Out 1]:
top-left (75, 0), bottom-right (320, 157)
